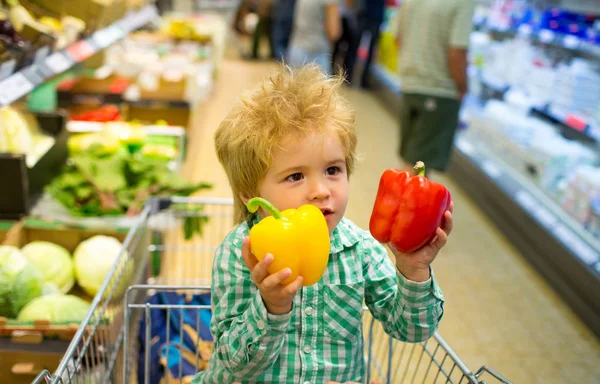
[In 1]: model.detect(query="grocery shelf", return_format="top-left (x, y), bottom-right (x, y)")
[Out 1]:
top-left (474, 22), bottom-right (600, 60)
top-left (449, 135), bottom-right (600, 338)
top-left (478, 78), bottom-right (600, 144)
top-left (370, 63), bottom-right (402, 113)
top-left (0, 5), bottom-right (159, 107)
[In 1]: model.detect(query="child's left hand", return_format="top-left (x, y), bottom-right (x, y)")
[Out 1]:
top-left (390, 202), bottom-right (454, 282)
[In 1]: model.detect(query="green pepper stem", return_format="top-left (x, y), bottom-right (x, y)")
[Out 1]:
top-left (413, 161), bottom-right (426, 176)
top-left (246, 197), bottom-right (283, 219)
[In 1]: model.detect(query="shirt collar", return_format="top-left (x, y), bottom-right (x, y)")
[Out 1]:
top-left (248, 213), bottom-right (360, 254)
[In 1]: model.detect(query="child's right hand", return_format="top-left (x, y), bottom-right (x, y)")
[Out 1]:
top-left (241, 236), bottom-right (303, 315)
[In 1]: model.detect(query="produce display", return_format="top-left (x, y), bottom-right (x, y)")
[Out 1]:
top-left (17, 293), bottom-right (90, 323)
top-left (73, 235), bottom-right (128, 297)
top-left (369, 162), bottom-right (452, 253)
top-left (246, 197), bottom-right (330, 287)
top-left (0, 245), bottom-right (44, 318)
top-left (0, 106), bottom-right (55, 167)
top-left (50, 124), bottom-right (210, 217)
top-left (21, 241), bottom-right (74, 293)
top-left (71, 105), bottom-right (122, 122)
top-left (0, 234), bottom-right (126, 323)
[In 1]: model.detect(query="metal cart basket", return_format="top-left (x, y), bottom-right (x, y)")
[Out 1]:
top-left (34, 197), bottom-right (512, 384)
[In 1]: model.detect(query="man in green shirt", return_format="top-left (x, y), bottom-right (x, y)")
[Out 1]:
top-left (392, 0), bottom-right (476, 173)
top-left (193, 64), bottom-right (453, 383)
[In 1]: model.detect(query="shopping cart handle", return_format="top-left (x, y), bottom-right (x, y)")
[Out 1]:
top-left (475, 365), bottom-right (512, 384)
top-left (31, 369), bottom-right (52, 384)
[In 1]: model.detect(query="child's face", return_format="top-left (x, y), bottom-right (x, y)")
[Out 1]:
top-left (257, 130), bottom-right (349, 234)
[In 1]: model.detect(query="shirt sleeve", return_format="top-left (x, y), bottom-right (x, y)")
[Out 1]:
top-left (209, 235), bottom-right (292, 378)
top-left (450, 0), bottom-right (476, 48)
top-left (362, 237), bottom-right (445, 343)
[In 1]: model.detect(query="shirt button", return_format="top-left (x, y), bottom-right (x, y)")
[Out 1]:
top-left (303, 345), bottom-right (311, 354)
top-left (305, 307), bottom-right (313, 316)
top-left (257, 320), bottom-right (265, 330)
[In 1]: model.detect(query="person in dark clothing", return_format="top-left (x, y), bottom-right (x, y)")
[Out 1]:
top-left (271, 0), bottom-right (296, 61)
top-left (331, 0), bottom-right (358, 81)
top-left (346, 0), bottom-right (386, 88)
top-left (252, 0), bottom-right (275, 59)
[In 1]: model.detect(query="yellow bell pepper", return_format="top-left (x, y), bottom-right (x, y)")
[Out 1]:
top-left (247, 197), bottom-right (330, 286)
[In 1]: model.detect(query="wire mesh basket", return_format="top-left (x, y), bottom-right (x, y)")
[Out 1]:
top-left (33, 197), bottom-right (512, 384)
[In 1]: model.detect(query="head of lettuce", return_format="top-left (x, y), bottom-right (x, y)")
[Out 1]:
top-left (0, 246), bottom-right (44, 318)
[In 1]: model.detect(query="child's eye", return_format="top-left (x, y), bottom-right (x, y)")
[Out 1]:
top-left (325, 166), bottom-right (342, 176)
top-left (285, 173), bottom-right (304, 182)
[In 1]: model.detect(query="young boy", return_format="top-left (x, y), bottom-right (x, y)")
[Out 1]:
top-left (192, 64), bottom-right (453, 384)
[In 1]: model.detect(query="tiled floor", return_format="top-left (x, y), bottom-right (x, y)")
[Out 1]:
top-left (179, 56), bottom-right (600, 383)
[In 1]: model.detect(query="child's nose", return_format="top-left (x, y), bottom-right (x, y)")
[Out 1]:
top-left (308, 180), bottom-right (331, 201)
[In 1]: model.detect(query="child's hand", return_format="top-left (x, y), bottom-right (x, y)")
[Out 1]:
top-left (241, 236), bottom-right (303, 315)
top-left (390, 202), bottom-right (454, 282)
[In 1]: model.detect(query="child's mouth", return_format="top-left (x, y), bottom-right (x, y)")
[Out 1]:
top-left (320, 208), bottom-right (334, 220)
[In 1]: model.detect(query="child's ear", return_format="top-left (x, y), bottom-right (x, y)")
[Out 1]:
top-left (239, 193), bottom-right (250, 206)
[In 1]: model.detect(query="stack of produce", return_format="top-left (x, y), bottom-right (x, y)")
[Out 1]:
top-left (0, 106), bottom-right (55, 167)
top-left (0, 234), bottom-right (127, 323)
top-left (51, 123), bottom-right (211, 217)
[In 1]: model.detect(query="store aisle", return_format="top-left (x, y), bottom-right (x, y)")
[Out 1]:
top-left (184, 57), bottom-right (600, 383)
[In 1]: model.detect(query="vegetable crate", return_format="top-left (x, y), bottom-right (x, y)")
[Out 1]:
top-left (32, 197), bottom-right (512, 384)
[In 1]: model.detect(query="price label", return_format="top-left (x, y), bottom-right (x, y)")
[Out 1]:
top-left (532, 206), bottom-right (557, 228)
top-left (34, 46), bottom-right (51, 63)
top-left (93, 25), bottom-right (123, 49)
top-left (126, 5), bottom-right (158, 31)
top-left (539, 29), bottom-right (555, 44)
top-left (67, 40), bottom-right (95, 62)
top-left (45, 52), bottom-right (72, 74)
top-left (515, 190), bottom-right (538, 212)
top-left (0, 73), bottom-right (34, 105)
top-left (571, 242), bottom-right (599, 265)
top-left (517, 24), bottom-right (532, 37)
top-left (481, 160), bottom-right (502, 179)
top-left (456, 137), bottom-right (475, 156)
top-left (563, 35), bottom-right (580, 50)
top-left (0, 59), bottom-right (16, 81)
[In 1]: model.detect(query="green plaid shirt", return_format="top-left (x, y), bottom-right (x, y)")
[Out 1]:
top-left (193, 215), bottom-right (445, 383)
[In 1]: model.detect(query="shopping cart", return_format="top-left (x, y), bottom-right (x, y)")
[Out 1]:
top-left (33, 197), bottom-right (512, 384)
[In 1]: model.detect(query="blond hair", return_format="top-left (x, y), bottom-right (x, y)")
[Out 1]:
top-left (215, 64), bottom-right (357, 223)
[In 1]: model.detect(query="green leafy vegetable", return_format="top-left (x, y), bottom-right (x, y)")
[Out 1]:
top-left (47, 149), bottom-right (212, 217)
top-left (0, 246), bottom-right (44, 318)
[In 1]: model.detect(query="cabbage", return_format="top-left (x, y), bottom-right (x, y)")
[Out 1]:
top-left (74, 236), bottom-right (128, 297)
top-left (17, 294), bottom-right (90, 323)
top-left (21, 241), bottom-right (75, 294)
top-left (0, 246), bottom-right (44, 318)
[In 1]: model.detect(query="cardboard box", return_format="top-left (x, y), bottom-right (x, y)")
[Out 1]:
top-left (0, 111), bottom-right (69, 220)
top-left (57, 74), bottom-right (130, 105)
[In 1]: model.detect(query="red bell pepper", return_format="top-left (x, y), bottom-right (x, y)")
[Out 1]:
top-left (369, 161), bottom-right (452, 253)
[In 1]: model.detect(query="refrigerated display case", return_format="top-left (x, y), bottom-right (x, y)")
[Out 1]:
top-left (369, 0), bottom-right (600, 337)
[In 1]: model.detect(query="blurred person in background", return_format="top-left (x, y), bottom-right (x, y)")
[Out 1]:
top-left (286, 0), bottom-right (341, 74)
top-left (331, 0), bottom-right (359, 81)
top-left (271, 0), bottom-right (297, 61)
top-left (345, 0), bottom-right (386, 88)
top-left (251, 0), bottom-right (275, 59)
top-left (392, 0), bottom-right (476, 175)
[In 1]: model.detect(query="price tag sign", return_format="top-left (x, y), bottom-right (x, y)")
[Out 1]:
top-left (532, 206), bottom-right (557, 228)
top-left (67, 40), bottom-right (96, 62)
top-left (515, 190), bottom-right (538, 212)
top-left (563, 35), bottom-right (580, 50)
top-left (456, 137), bottom-right (476, 156)
top-left (481, 160), bottom-right (502, 179)
top-left (93, 25), bottom-right (124, 49)
top-left (45, 52), bottom-right (72, 74)
top-left (0, 73), bottom-right (34, 105)
top-left (517, 24), bottom-right (532, 37)
top-left (0, 59), bottom-right (16, 81)
top-left (34, 46), bottom-right (51, 64)
top-left (539, 29), bottom-right (555, 44)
